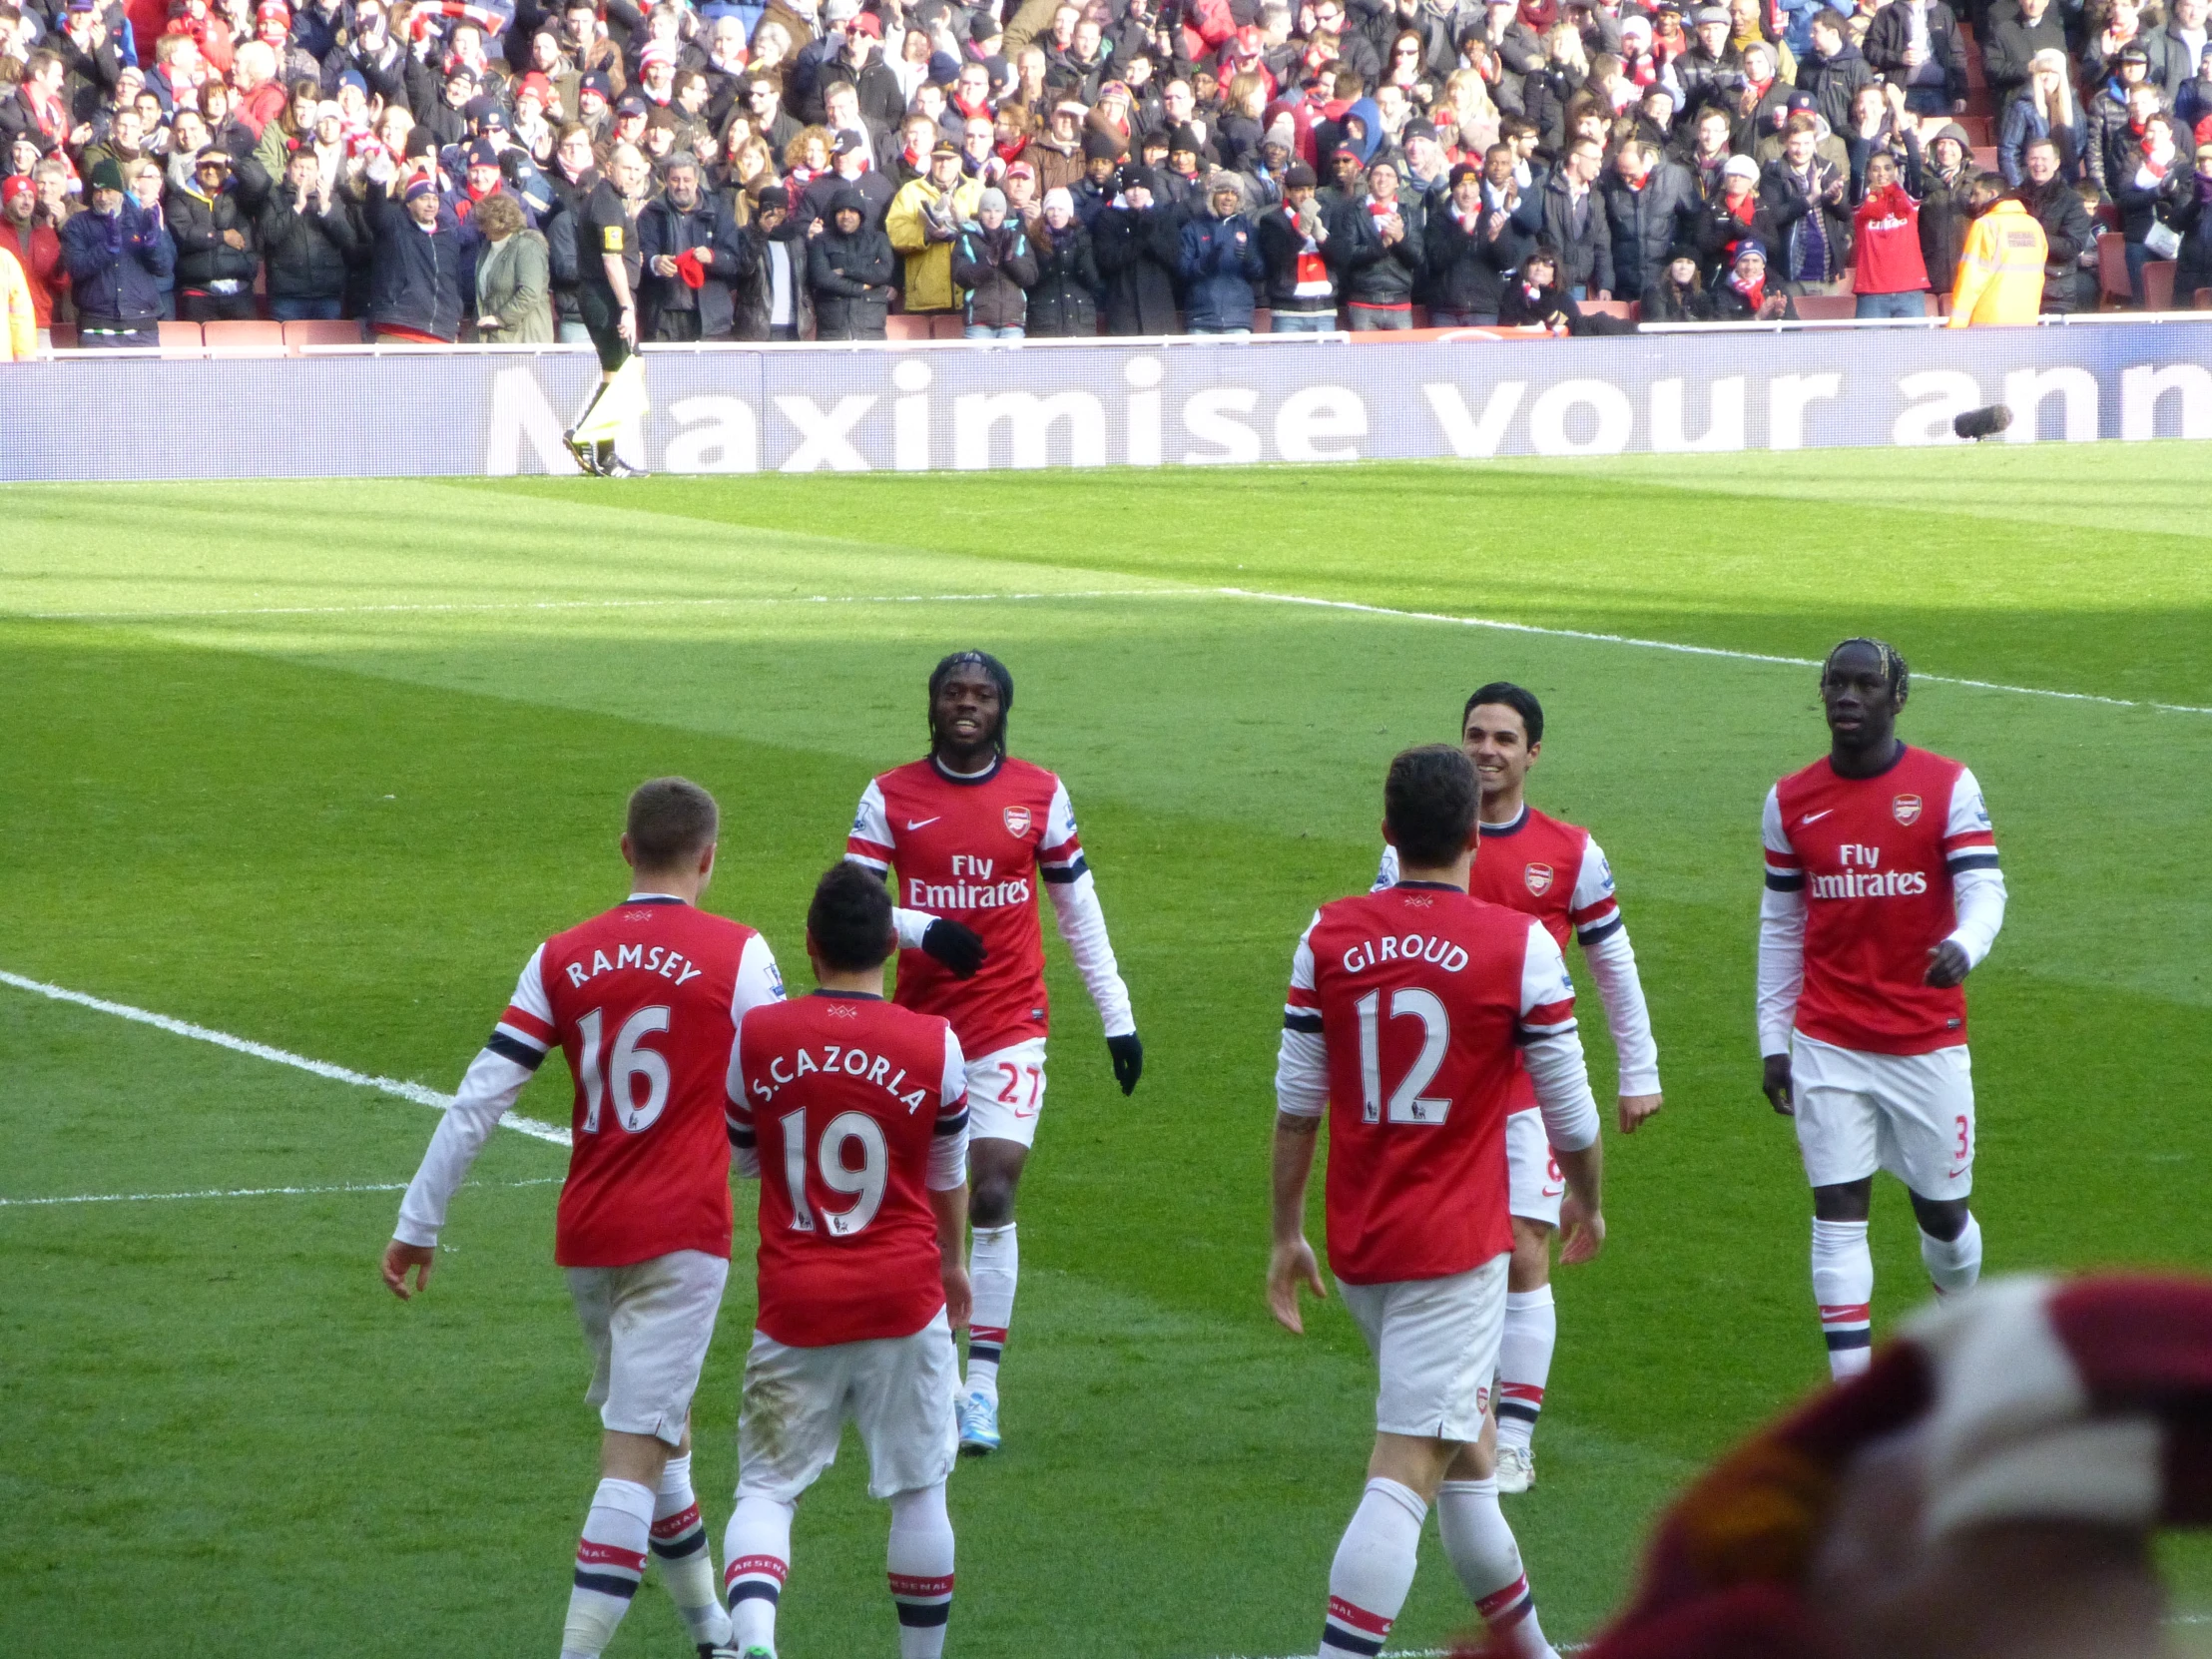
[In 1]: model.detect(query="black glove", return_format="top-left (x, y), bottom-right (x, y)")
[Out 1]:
top-left (1107, 1032), bottom-right (1143, 1096)
top-left (919, 917), bottom-right (986, 977)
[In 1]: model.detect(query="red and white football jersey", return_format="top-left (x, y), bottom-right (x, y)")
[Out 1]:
top-left (490, 896), bottom-right (786, 1268)
top-left (1763, 746), bottom-right (1999, 1055)
top-left (1280, 883), bottom-right (1581, 1285)
top-left (845, 756), bottom-right (1087, 1056)
top-left (729, 992), bottom-right (968, 1348)
top-left (1379, 806), bottom-right (1624, 1112)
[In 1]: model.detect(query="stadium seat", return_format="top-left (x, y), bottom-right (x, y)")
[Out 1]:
top-left (1252, 307), bottom-right (1272, 331)
top-left (1832, 267), bottom-right (1855, 295)
top-left (1578, 298), bottom-right (1640, 321)
top-left (1793, 293), bottom-right (1859, 321)
top-left (2197, 287), bottom-right (2211, 309)
top-left (1953, 115), bottom-right (1994, 146)
top-left (2094, 200), bottom-right (2122, 230)
top-left (1921, 291), bottom-right (1942, 316)
top-left (2144, 261), bottom-right (2176, 310)
top-left (2096, 232), bottom-right (2132, 306)
top-left (281, 319), bottom-right (365, 348)
top-left (929, 314), bottom-right (966, 338)
top-left (1969, 146), bottom-right (2000, 174)
top-left (885, 314), bottom-right (935, 340)
top-left (201, 319), bottom-right (287, 355)
top-left (157, 320), bottom-right (205, 356)
top-left (48, 323), bottom-right (76, 349)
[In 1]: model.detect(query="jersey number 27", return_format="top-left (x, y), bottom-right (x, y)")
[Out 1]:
top-left (1355, 988), bottom-right (1452, 1126)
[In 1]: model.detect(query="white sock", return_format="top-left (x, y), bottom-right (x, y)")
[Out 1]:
top-left (723, 1494), bottom-right (795, 1656)
top-left (1921, 1213), bottom-right (1982, 1297)
top-left (562, 1477), bottom-right (655, 1659)
top-left (886, 1482), bottom-right (956, 1659)
top-left (1812, 1218), bottom-right (1875, 1380)
top-left (1319, 1477), bottom-right (1425, 1659)
top-left (1495, 1286), bottom-right (1556, 1454)
top-left (649, 1453), bottom-right (728, 1648)
top-left (966, 1222), bottom-right (1017, 1402)
top-left (1437, 1478), bottom-right (1555, 1658)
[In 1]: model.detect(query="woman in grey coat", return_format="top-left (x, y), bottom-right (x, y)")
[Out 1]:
top-left (472, 194), bottom-right (553, 343)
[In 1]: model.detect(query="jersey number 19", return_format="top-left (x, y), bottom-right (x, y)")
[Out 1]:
top-left (779, 1108), bottom-right (889, 1238)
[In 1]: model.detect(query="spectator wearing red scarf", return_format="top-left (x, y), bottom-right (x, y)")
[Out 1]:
top-left (0, 174), bottom-right (66, 341)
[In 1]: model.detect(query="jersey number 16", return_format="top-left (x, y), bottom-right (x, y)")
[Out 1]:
top-left (576, 1005), bottom-right (673, 1135)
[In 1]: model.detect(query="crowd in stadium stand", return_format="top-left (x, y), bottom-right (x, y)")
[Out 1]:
top-left (2, 0), bottom-right (2211, 349)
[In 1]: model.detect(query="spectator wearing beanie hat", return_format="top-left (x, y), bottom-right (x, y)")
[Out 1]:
top-left (1179, 168), bottom-right (1264, 331)
top-left (1095, 162), bottom-right (1182, 333)
top-left (732, 184), bottom-right (814, 342)
top-left (1642, 242), bottom-right (1714, 320)
top-left (951, 185), bottom-right (1038, 336)
top-left (61, 156), bottom-right (174, 347)
top-left (1025, 185), bottom-right (1102, 335)
top-left (360, 150), bottom-right (463, 343)
top-left (1425, 150), bottom-right (1539, 325)
top-left (1259, 159), bottom-right (1339, 329)
top-left (1694, 151), bottom-right (1785, 284)
top-left (1071, 128), bottom-right (1125, 227)
top-left (0, 173), bottom-right (66, 347)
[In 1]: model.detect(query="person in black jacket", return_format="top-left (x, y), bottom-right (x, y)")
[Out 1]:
top-left (1862, 0), bottom-right (1969, 120)
top-left (1642, 244), bottom-right (1715, 319)
top-left (1536, 137), bottom-right (1616, 299)
top-left (259, 147), bottom-right (355, 321)
top-left (952, 188), bottom-right (1041, 336)
top-left (1424, 152), bottom-right (1540, 324)
top-left (1497, 245), bottom-right (1587, 329)
top-left (60, 158), bottom-right (174, 346)
top-left (807, 184), bottom-right (895, 338)
top-left (1095, 165), bottom-right (1183, 334)
top-left (2013, 137), bottom-right (2098, 312)
top-left (731, 186), bottom-right (814, 341)
top-left (1328, 156), bottom-right (1424, 327)
top-left (638, 155), bottom-right (751, 339)
top-left (1708, 236), bottom-right (1798, 319)
top-left (1695, 153), bottom-right (1787, 283)
top-left (166, 146), bottom-right (265, 320)
top-left (362, 155), bottom-right (463, 342)
top-left (1258, 163), bottom-right (1341, 330)
top-left (1025, 187), bottom-right (1102, 336)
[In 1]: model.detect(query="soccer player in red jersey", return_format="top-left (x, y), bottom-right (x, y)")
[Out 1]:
top-left (722, 862), bottom-right (971, 1659)
top-left (1271, 747), bottom-right (1607, 1659)
top-left (1758, 639), bottom-right (2006, 1379)
top-left (844, 650), bottom-right (1141, 1455)
top-left (1376, 682), bottom-right (1662, 1493)
top-left (381, 779), bottom-right (785, 1659)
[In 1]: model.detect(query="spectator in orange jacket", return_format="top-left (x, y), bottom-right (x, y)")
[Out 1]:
top-left (1947, 182), bottom-right (2046, 323)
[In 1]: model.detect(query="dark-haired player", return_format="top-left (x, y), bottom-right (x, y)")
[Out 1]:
top-left (383, 777), bottom-right (785, 1659)
top-left (1759, 639), bottom-right (2005, 1379)
top-left (1272, 746), bottom-right (1603, 1659)
top-left (722, 862), bottom-right (971, 1659)
top-left (1374, 682), bottom-right (1660, 1493)
top-left (844, 651), bottom-right (1140, 1455)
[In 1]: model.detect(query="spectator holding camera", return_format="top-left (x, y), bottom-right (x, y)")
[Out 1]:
top-left (1024, 187), bottom-right (1103, 336)
top-left (0, 173), bottom-right (65, 347)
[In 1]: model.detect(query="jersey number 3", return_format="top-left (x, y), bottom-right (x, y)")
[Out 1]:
top-left (577, 1006), bottom-right (673, 1135)
top-left (778, 1108), bottom-right (889, 1238)
top-left (1355, 988), bottom-right (1452, 1126)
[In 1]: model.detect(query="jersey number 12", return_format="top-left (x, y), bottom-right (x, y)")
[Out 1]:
top-left (1355, 988), bottom-right (1452, 1125)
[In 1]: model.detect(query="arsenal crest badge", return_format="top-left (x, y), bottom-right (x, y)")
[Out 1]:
top-left (1524, 861), bottom-right (1554, 897)
top-left (1893, 794), bottom-right (1923, 826)
top-left (1003, 805), bottom-right (1032, 837)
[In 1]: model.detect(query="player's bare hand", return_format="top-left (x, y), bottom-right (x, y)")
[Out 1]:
top-left (382, 1239), bottom-right (435, 1299)
top-left (1923, 940), bottom-right (1970, 989)
top-left (1557, 1195), bottom-right (1605, 1265)
top-left (1618, 1092), bottom-right (1662, 1134)
top-left (1267, 1236), bottom-right (1327, 1334)
top-left (920, 916), bottom-right (987, 977)
top-left (941, 1262), bottom-right (972, 1332)
top-left (1763, 1053), bottom-right (1795, 1116)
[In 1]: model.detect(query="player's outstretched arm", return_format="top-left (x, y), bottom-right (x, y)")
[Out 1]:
top-left (1267, 1112), bottom-right (1328, 1334)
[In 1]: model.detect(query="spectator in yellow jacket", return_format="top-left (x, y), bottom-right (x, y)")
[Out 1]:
top-left (886, 142), bottom-right (985, 314)
top-left (1947, 185), bottom-right (2047, 324)
top-left (0, 244), bottom-right (35, 359)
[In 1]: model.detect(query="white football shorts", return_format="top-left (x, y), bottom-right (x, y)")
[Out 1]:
top-left (565, 1248), bottom-right (730, 1445)
top-left (1336, 1253), bottom-right (1510, 1442)
top-left (736, 1309), bottom-right (960, 1502)
top-left (965, 1037), bottom-right (1048, 1149)
top-left (1790, 1032), bottom-right (1975, 1200)
top-left (1505, 1106), bottom-right (1565, 1228)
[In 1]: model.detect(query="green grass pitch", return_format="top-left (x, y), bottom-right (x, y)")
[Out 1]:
top-left (3, 447), bottom-right (2210, 1659)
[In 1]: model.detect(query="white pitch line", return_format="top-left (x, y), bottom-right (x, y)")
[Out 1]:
top-left (1210, 588), bottom-right (2212, 718)
top-left (18, 588), bottom-right (1182, 622)
top-left (0, 969), bottom-right (570, 1148)
top-left (0, 1175), bottom-right (563, 1209)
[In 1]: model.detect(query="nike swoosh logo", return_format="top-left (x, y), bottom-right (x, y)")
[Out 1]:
top-left (1800, 810), bottom-right (1834, 826)
top-left (905, 818), bottom-right (941, 830)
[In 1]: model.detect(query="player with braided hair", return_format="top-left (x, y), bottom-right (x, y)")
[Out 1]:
top-left (843, 650), bottom-right (1143, 1455)
top-left (1758, 638), bottom-right (2008, 1380)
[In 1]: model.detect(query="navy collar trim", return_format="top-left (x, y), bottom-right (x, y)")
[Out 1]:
top-left (1829, 740), bottom-right (1911, 782)
top-left (1395, 879), bottom-right (1467, 892)
top-left (929, 753), bottom-right (1003, 786)
top-left (623, 893), bottom-right (687, 905)
top-left (1479, 805), bottom-right (1531, 837)
top-left (809, 988), bottom-right (885, 1001)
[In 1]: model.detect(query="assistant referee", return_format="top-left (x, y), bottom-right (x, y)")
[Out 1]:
top-left (565, 142), bottom-right (653, 478)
